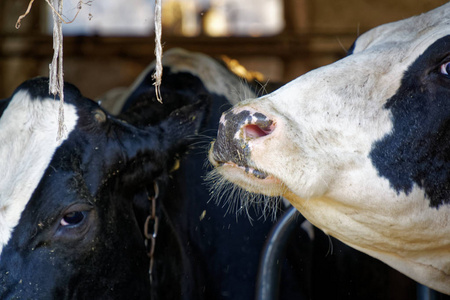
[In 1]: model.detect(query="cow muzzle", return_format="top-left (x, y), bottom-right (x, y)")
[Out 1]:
top-left (209, 107), bottom-right (276, 180)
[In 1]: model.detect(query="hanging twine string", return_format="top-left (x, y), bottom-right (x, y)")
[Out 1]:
top-left (16, 0), bottom-right (89, 143)
top-left (15, 0), bottom-right (36, 29)
top-left (152, 0), bottom-right (163, 103)
top-left (49, 0), bottom-right (67, 142)
top-left (16, 0), bottom-right (84, 29)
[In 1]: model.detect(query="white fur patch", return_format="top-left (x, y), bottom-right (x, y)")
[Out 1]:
top-left (0, 91), bottom-right (78, 256)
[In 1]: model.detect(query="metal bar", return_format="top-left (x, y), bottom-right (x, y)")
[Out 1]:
top-left (417, 284), bottom-right (444, 300)
top-left (255, 205), bottom-right (303, 300)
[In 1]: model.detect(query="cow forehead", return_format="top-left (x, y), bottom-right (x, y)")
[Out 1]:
top-left (0, 90), bottom-right (78, 256)
top-left (353, 3), bottom-right (450, 54)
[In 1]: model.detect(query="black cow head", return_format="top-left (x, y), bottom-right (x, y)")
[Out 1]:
top-left (0, 77), bottom-right (206, 299)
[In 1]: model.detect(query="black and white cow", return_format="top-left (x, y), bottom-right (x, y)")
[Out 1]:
top-left (209, 3), bottom-right (450, 295)
top-left (0, 68), bottom-right (211, 297)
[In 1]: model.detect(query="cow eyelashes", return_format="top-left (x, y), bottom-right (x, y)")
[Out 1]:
top-left (60, 211), bottom-right (86, 227)
top-left (441, 62), bottom-right (450, 76)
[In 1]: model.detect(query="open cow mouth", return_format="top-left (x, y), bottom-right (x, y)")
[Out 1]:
top-left (209, 156), bottom-right (269, 180)
top-left (239, 164), bottom-right (269, 179)
top-left (208, 141), bottom-right (285, 198)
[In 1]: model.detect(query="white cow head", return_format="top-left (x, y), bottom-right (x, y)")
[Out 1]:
top-left (209, 3), bottom-right (450, 294)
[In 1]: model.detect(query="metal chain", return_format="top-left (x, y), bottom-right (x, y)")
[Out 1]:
top-left (144, 181), bottom-right (159, 287)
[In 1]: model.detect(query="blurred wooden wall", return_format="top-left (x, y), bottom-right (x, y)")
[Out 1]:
top-left (0, 0), bottom-right (447, 99)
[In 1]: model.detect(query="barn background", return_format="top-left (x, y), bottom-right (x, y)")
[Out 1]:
top-left (0, 0), bottom-right (447, 100)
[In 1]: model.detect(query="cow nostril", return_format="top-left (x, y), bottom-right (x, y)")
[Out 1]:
top-left (244, 124), bottom-right (274, 139)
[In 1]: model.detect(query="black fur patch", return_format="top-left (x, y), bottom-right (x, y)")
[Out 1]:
top-left (370, 35), bottom-right (450, 208)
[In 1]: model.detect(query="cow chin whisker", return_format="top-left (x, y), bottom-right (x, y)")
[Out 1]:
top-left (204, 169), bottom-right (283, 222)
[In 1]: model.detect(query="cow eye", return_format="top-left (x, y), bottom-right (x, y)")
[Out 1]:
top-left (441, 62), bottom-right (450, 76)
top-left (55, 204), bottom-right (93, 239)
top-left (60, 211), bottom-right (86, 227)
